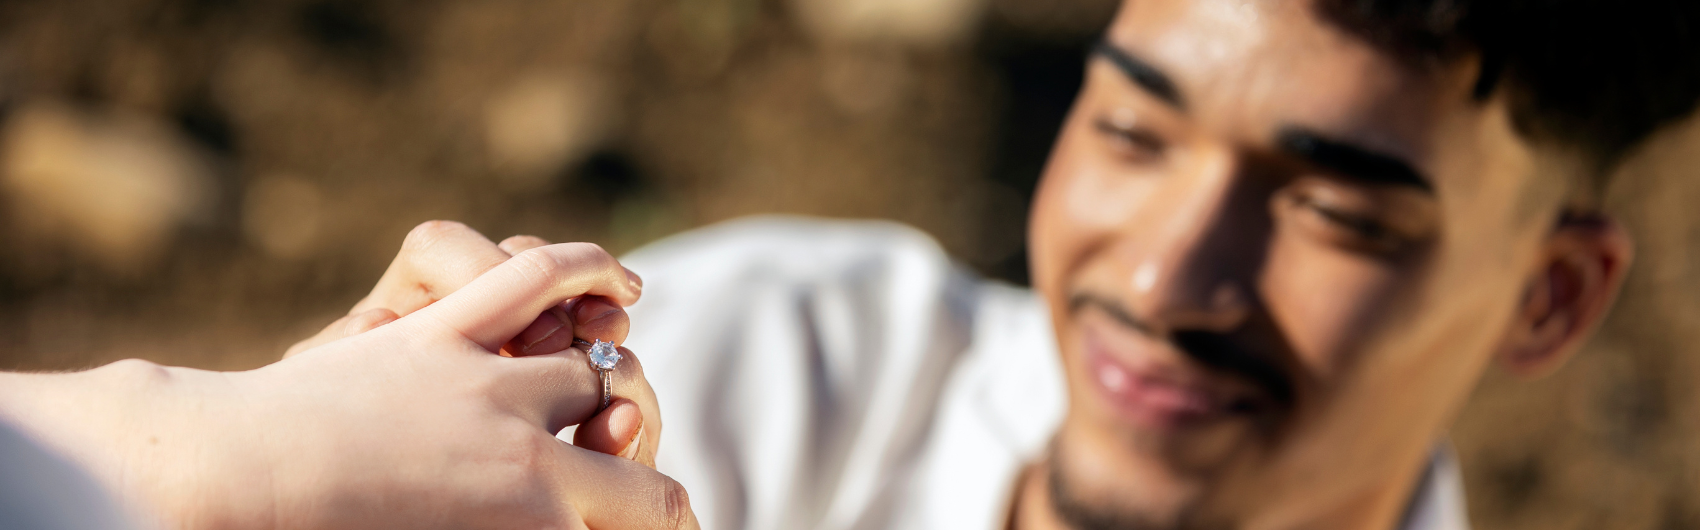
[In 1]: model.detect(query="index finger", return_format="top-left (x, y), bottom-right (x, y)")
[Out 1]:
top-left (413, 242), bottom-right (641, 351)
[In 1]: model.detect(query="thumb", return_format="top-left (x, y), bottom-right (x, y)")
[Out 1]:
top-left (573, 398), bottom-right (652, 467)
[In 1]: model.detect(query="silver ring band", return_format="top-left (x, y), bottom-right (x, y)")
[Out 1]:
top-left (601, 370), bottom-right (612, 409)
top-left (574, 337), bottom-right (617, 413)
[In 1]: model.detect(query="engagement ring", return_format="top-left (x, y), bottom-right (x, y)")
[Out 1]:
top-left (574, 338), bottom-right (621, 411)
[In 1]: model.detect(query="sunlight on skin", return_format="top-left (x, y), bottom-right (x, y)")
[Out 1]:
top-left (1019, 1), bottom-right (1630, 528)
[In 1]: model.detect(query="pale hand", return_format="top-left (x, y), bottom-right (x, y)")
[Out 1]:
top-left (0, 233), bottom-right (694, 530)
top-left (284, 221), bottom-right (661, 466)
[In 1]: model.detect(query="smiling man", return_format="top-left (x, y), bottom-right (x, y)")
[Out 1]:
top-left (1021, 0), bottom-right (1625, 527)
top-left (616, 0), bottom-right (1700, 528)
top-left (285, 0), bottom-right (1700, 529)
top-left (1023, 4), bottom-right (1700, 530)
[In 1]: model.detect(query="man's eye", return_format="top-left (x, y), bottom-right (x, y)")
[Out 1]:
top-left (1092, 116), bottom-right (1166, 161)
top-left (1292, 195), bottom-right (1405, 253)
top-left (1306, 201), bottom-right (1388, 240)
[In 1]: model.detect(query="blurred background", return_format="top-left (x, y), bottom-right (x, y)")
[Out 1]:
top-left (0, 0), bottom-right (1694, 528)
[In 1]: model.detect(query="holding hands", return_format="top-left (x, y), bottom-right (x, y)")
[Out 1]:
top-left (0, 221), bottom-right (694, 529)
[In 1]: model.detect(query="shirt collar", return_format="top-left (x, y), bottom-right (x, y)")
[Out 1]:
top-left (1399, 444), bottom-right (1472, 530)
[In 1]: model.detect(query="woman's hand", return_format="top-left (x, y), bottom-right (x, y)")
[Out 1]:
top-left (0, 233), bottom-right (694, 529)
top-left (284, 221), bottom-right (660, 467)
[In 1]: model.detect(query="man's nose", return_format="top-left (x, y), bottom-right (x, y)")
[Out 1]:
top-left (1120, 156), bottom-right (1266, 335)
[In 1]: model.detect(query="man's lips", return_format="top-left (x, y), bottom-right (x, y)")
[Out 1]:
top-left (1083, 325), bottom-right (1263, 431)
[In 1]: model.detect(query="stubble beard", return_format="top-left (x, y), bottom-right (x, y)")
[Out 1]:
top-left (1046, 445), bottom-right (1229, 530)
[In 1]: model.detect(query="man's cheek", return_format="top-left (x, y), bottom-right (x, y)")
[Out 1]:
top-left (1032, 165), bottom-right (1159, 293)
top-left (1260, 236), bottom-right (1405, 380)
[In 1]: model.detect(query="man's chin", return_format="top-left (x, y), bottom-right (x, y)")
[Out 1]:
top-left (1049, 461), bottom-right (1182, 530)
top-left (1046, 422), bottom-right (1248, 530)
top-left (1047, 440), bottom-right (1219, 530)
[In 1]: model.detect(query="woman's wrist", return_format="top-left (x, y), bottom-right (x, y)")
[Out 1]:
top-left (0, 362), bottom-right (153, 466)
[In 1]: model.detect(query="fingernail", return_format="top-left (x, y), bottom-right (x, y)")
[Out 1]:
top-left (517, 311), bottom-right (565, 355)
top-left (578, 302), bottom-right (622, 327)
top-left (584, 304), bottom-right (625, 324)
top-left (625, 268), bottom-right (643, 293)
top-left (343, 308), bottom-right (398, 336)
top-left (619, 425), bottom-right (644, 460)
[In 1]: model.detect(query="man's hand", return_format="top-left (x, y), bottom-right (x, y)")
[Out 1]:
top-left (0, 235), bottom-right (696, 530)
top-left (285, 221), bottom-right (659, 467)
top-left (286, 221), bottom-right (642, 360)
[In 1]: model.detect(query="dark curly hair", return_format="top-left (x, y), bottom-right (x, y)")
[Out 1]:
top-left (1317, 0), bottom-right (1700, 181)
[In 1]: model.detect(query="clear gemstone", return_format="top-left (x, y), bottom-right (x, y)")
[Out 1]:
top-left (588, 339), bottom-right (621, 370)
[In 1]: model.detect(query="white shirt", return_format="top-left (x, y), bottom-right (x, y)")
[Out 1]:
top-left (0, 420), bottom-right (139, 530)
top-left (621, 216), bottom-right (1470, 530)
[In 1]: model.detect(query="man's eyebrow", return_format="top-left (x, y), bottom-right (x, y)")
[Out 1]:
top-left (1275, 128), bottom-right (1434, 193)
top-left (1091, 39), bottom-right (1185, 111)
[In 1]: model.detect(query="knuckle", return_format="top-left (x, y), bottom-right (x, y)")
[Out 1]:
top-left (402, 220), bottom-right (472, 252)
top-left (565, 242), bottom-right (618, 269)
top-left (654, 477), bottom-right (693, 530)
top-left (511, 246), bottom-right (570, 281)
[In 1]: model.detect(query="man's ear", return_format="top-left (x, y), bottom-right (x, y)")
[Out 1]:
top-left (1496, 212), bottom-right (1634, 378)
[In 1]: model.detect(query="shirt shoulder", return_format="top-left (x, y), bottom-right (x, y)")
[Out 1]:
top-left (621, 215), bottom-right (983, 394)
top-left (620, 215), bottom-right (964, 310)
top-left (619, 216), bottom-right (1053, 530)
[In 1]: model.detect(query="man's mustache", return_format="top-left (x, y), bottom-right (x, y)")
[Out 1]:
top-left (1067, 293), bottom-right (1296, 410)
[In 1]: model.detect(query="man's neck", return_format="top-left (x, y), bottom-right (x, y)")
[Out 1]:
top-left (1006, 459), bottom-right (1068, 530)
top-left (1005, 458), bottom-right (1427, 530)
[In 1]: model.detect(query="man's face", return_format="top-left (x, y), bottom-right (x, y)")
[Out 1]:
top-left (1029, 0), bottom-right (1571, 526)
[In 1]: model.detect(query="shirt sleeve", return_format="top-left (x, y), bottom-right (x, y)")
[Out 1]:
top-left (0, 419), bottom-right (141, 530)
top-left (619, 216), bottom-right (984, 530)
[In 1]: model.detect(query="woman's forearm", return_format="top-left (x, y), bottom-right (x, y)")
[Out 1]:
top-left (0, 360), bottom-right (274, 528)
